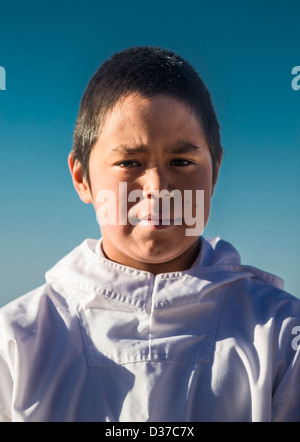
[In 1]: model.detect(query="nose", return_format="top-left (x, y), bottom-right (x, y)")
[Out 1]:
top-left (142, 166), bottom-right (170, 199)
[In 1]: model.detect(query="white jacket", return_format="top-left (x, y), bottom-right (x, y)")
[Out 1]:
top-left (0, 237), bottom-right (300, 422)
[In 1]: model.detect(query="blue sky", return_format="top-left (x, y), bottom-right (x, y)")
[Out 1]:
top-left (0, 0), bottom-right (299, 306)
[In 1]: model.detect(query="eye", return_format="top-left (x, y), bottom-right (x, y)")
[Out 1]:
top-left (116, 160), bottom-right (141, 168)
top-left (170, 158), bottom-right (193, 167)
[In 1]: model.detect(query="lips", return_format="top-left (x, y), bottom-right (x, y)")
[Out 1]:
top-left (127, 198), bottom-right (183, 227)
top-left (138, 214), bottom-right (174, 224)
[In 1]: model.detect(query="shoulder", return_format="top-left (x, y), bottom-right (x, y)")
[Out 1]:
top-left (200, 236), bottom-right (300, 317)
top-left (0, 282), bottom-right (74, 347)
top-left (0, 239), bottom-right (98, 342)
top-left (220, 269), bottom-right (300, 331)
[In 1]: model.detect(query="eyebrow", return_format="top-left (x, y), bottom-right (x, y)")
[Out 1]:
top-left (167, 142), bottom-right (201, 154)
top-left (111, 142), bottom-right (201, 155)
top-left (111, 145), bottom-right (147, 154)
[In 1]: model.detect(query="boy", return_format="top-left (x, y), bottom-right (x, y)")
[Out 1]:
top-left (0, 47), bottom-right (300, 422)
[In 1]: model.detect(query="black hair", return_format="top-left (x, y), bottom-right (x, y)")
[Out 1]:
top-left (72, 46), bottom-right (223, 185)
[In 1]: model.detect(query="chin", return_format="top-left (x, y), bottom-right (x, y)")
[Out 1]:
top-left (134, 240), bottom-right (192, 264)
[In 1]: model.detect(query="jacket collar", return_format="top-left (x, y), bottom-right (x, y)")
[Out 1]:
top-left (45, 236), bottom-right (283, 310)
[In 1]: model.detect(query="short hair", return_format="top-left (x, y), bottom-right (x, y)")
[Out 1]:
top-left (72, 46), bottom-right (223, 185)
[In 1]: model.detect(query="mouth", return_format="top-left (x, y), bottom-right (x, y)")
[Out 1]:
top-left (137, 214), bottom-right (180, 229)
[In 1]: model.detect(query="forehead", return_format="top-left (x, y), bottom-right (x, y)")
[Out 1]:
top-left (98, 92), bottom-right (205, 144)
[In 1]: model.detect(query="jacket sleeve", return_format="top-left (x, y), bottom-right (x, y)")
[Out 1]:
top-left (272, 299), bottom-right (300, 422)
top-left (0, 313), bottom-right (14, 422)
top-left (272, 350), bottom-right (300, 421)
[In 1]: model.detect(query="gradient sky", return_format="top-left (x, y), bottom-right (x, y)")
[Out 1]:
top-left (0, 0), bottom-right (299, 306)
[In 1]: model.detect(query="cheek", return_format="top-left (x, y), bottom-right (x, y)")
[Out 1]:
top-left (100, 223), bottom-right (130, 239)
top-left (93, 186), bottom-right (139, 232)
top-left (182, 172), bottom-right (213, 229)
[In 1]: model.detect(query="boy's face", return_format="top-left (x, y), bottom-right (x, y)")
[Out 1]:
top-left (70, 93), bottom-right (220, 273)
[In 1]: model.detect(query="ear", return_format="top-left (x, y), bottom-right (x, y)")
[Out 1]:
top-left (68, 152), bottom-right (92, 204)
top-left (211, 158), bottom-right (222, 197)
